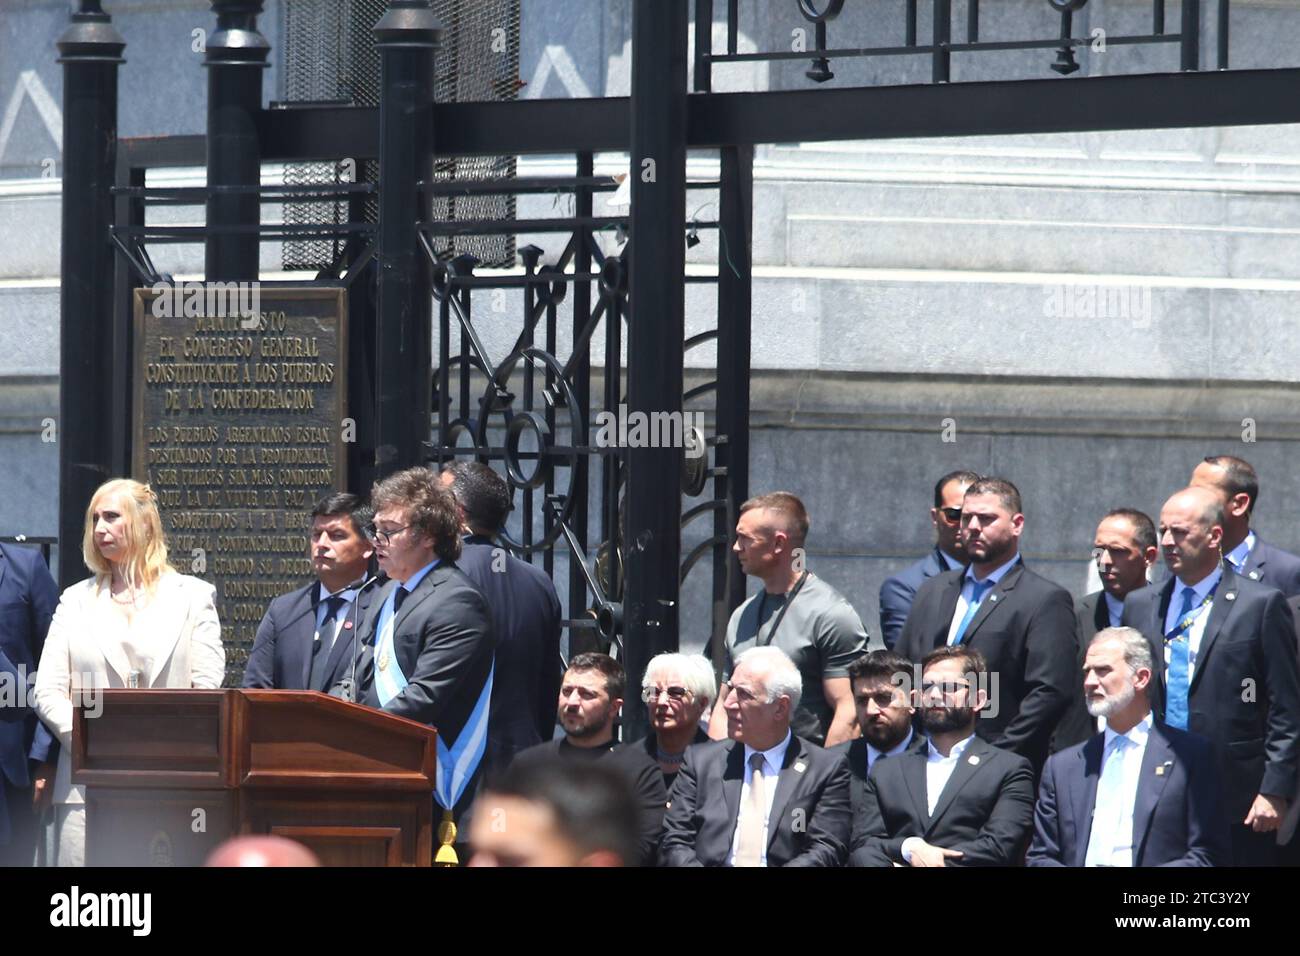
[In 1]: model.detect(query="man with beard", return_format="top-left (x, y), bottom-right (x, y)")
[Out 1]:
top-left (1122, 486), bottom-right (1300, 866)
top-left (1028, 627), bottom-right (1229, 866)
top-left (879, 470), bottom-right (979, 650)
top-left (898, 477), bottom-right (1075, 775)
top-left (850, 645), bottom-right (1035, 867)
top-left (509, 653), bottom-right (665, 865)
top-left (1052, 509), bottom-right (1158, 753)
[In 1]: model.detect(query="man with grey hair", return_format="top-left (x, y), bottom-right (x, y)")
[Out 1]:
top-left (1122, 486), bottom-right (1300, 866)
top-left (1029, 627), bottom-right (1230, 866)
top-left (632, 652), bottom-right (716, 789)
top-left (660, 646), bottom-right (852, 866)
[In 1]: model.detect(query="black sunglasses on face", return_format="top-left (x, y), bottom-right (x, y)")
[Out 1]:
top-left (939, 507), bottom-right (962, 522)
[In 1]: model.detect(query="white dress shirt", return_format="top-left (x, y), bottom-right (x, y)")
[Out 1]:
top-left (946, 555), bottom-right (1020, 645)
top-left (1162, 568), bottom-right (1221, 680)
top-left (729, 731), bottom-right (792, 867)
top-left (1084, 714), bottom-right (1152, 867)
top-left (867, 729), bottom-right (914, 773)
top-left (1224, 530), bottom-right (1256, 575)
top-left (900, 733), bottom-right (978, 864)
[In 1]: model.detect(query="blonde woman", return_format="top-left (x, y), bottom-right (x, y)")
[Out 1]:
top-left (33, 478), bottom-right (225, 866)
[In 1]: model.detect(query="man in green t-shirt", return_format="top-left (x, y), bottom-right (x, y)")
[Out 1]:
top-left (708, 492), bottom-right (868, 747)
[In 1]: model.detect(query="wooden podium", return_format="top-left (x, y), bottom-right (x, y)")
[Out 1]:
top-left (74, 689), bottom-right (436, 867)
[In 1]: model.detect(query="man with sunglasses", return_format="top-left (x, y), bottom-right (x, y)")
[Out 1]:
top-left (1051, 509), bottom-right (1157, 753)
top-left (879, 470), bottom-right (979, 650)
top-left (850, 645), bottom-right (1035, 867)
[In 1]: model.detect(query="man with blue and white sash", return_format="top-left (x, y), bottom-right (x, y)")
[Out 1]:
top-left (353, 467), bottom-right (496, 864)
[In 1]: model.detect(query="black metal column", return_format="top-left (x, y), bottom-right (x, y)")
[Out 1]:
top-left (374, 2), bottom-right (439, 477)
top-left (56, 3), bottom-right (125, 589)
top-left (623, 0), bottom-right (689, 740)
top-left (711, 144), bottom-right (752, 677)
top-left (205, 1), bottom-right (269, 281)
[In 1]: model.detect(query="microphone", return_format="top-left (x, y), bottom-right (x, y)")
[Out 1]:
top-left (329, 573), bottom-right (380, 703)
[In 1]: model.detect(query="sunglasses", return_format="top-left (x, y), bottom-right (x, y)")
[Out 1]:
top-left (641, 685), bottom-right (692, 704)
top-left (939, 507), bottom-right (963, 523)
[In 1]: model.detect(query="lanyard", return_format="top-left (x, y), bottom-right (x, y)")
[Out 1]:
top-left (754, 571), bottom-right (809, 647)
top-left (1164, 585), bottom-right (1217, 643)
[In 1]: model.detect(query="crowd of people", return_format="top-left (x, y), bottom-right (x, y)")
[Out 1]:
top-left (1, 453), bottom-right (1297, 867)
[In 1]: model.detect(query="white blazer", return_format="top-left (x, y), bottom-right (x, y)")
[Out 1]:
top-left (34, 571), bottom-right (226, 805)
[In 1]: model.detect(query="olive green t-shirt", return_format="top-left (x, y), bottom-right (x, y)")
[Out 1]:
top-left (723, 574), bottom-right (869, 745)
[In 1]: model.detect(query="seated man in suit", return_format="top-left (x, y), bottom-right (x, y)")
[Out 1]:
top-left (879, 469), bottom-right (978, 649)
top-left (0, 541), bottom-right (58, 867)
top-left (661, 646), bottom-right (852, 867)
top-left (1190, 455), bottom-right (1300, 596)
top-left (510, 653), bottom-right (666, 866)
top-left (351, 467), bottom-right (497, 852)
top-left (851, 645), bottom-right (1034, 867)
top-left (898, 476), bottom-right (1076, 776)
top-left (1053, 508), bottom-right (1157, 753)
top-left (1122, 486), bottom-right (1300, 866)
top-left (469, 755), bottom-right (641, 867)
top-left (1029, 627), bottom-right (1229, 867)
top-left (836, 649), bottom-right (920, 782)
top-left (243, 493), bottom-right (380, 692)
top-left (439, 462), bottom-right (562, 771)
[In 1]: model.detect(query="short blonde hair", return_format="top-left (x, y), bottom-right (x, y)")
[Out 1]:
top-left (82, 478), bottom-right (171, 591)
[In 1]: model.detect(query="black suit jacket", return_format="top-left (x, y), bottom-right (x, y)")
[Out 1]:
top-left (242, 579), bottom-right (380, 691)
top-left (850, 735), bottom-right (1034, 866)
top-left (0, 543), bottom-right (58, 845)
top-left (879, 548), bottom-right (950, 651)
top-left (1052, 589), bottom-right (1143, 753)
top-left (1028, 720), bottom-right (1230, 867)
top-left (1121, 567), bottom-right (1300, 822)
top-left (661, 735), bottom-right (851, 867)
top-left (897, 559), bottom-right (1076, 773)
top-left (456, 536), bottom-right (562, 770)
top-left (1242, 537), bottom-right (1300, 599)
top-left (834, 732), bottom-right (926, 843)
top-left (352, 562), bottom-right (497, 749)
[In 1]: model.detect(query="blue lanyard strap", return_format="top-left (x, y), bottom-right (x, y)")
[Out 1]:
top-left (1164, 585), bottom-right (1217, 643)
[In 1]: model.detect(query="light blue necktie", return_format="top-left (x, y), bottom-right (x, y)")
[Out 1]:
top-left (1165, 586), bottom-right (1196, 730)
top-left (1085, 734), bottom-right (1131, 867)
top-left (950, 579), bottom-right (995, 645)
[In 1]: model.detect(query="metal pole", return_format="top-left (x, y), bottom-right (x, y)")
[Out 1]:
top-left (205, 1), bottom-right (269, 281)
top-left (56, 2), bottom-right (125, 590)
top-left (374, 2), bottom-right (440, 477)
top-left (712, 145), bottom-right (752, 680)
top-left (1181, 0), bottom-right (1201, 71)
top-left (623, 0), bottom-right (688, 740)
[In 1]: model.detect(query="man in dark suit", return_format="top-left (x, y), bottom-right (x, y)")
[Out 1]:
top-left (1053, 509), bottom-right (1158, 753)
top-left (439, 462), bottom-right (562, 771)
top-left (879, 470), bottom-right (979, 650)
top-left (243, 493), bottom-right (380, 693)
top-left (835, 649), bottom-right (921, 793)
top-left (661, 646), bottom-right (852, 867)
top-left (851, 645), bottom-right (1034, 866)
top-left (350, 467), bottom-right (497, 850)
top-left (0, 541), bottom-right (58, 866)
top-left (1122, 486), bottom-right (1300, 865)
top-left (898, 476), bottom-right (1076, 775)
top-left (1029, 626), bottom-right (1230, 867)
top-left (1191, 455), bottom-right (1300, 596)
top-left (509, 653), bottom-right (665, 866)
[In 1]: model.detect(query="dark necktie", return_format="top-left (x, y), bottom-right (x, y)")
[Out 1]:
top-left (309, 594), bottom-right (348, 690)
top-left (393, 585), bottom-right (409, 615)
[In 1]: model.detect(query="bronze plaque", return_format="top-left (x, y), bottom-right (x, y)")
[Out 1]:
top-left (133, 286), bottom-right (348, 684)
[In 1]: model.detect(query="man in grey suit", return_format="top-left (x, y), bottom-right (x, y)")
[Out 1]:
top-left (350, 467), bottom-right (497, 841)
top-left (1191, 455), bottom-right (1300, 597)
top-left (878, 469), bottom-right (979, 650)
top-left (661, 646), bottom-right (852, 867)
top-left (1052, 508), bottom-right (1157, 753)
top-left (1122, 486), bottom-right (1300, 865)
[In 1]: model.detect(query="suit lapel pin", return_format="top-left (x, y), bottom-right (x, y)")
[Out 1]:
top-left (1155, 760), bottom-right (1172, 777)
top-left (794, 761), bottom-right (806, 774)
top-left (1155, 765), bottom-right (1165, 776)
top-left (968, 754), bottom-right (980, 765)
top-left (1249, 571), bottom-right (1260, 580)
top-left (989, 595), bottom-right (998, 603)
top-left (1225, 592), bottom-right (1236, 601)
top-left (343, 621), bottom-right (353, 629)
